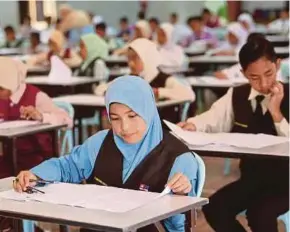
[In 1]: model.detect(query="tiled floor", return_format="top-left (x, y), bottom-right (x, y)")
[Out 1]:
top-left (38, 156), bottom-right (286, 232)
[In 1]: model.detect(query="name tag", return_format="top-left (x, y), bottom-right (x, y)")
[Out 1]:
top-left (234, 121), bottom-right (248, 128)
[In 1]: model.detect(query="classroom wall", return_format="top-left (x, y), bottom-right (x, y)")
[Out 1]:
top-left (242, 1), bottom-right (286, 13)
top-left (0, 1), bottom-right (19, 29)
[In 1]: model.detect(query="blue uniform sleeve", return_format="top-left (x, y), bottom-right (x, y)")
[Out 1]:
top-left (31, 130), bottom-right (109, 183)
top-left (164, 152), bottom-right (199, 232)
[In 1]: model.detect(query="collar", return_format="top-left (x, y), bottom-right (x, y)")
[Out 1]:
top-left (10, 84), bottom-right (26, 105)
top-left (248, 87), bottom-right (270, 101)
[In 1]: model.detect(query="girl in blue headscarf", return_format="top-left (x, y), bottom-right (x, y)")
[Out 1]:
top-left (14, 75), bottom-right (198, 232)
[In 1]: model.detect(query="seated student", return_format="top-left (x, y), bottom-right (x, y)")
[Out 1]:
top-left (238, 13), bottom-right (255, 33)
top-left (268, 7), bottom-right (289, 33)
top-left (178, 37), bottom-right (289, 232)
top-left (27, 30), bottom-right (82, 67)
top-left (201, 8), bottom-right (220, 28)
top-left (157, 23), bottom-right (186, 68)
top-left (27, 32), bottom-right (48, 54)
top-left (0, 57), bottom-right (72, 178)
top-left (179, 16), bottom-right (217, 48)
top-left (96, 38), bottom-right (194, 101)
top-left (14, 75), bottom-right (198, 232)
top-left (117, 16), bottom-right (132, 41)
top-left (149, 17), bottom-right (159, 41)
top-left (1, 26), bottom-right (23, 48)
top-left (74, 33), bottom-right (109, 79)
top-left (19, 15), bottom-right (32, 39)
top-left (214, 33), bottom-right (287, 81)
top-left (207, 22), bottom-right (248, 57)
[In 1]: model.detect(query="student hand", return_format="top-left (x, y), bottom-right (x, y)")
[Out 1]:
top-left (214, 71), bottom-right (228, 79)
top-left (20, 106), bottom-right (43, 121)
top-left (268, 82), bottom-right (284, 122)
top-left (177, 121), bottom-right (196, 131)
top-left (152, 88), bottom-right (159, 100)
top-left (166, 173), bottom-right (192, 195)
top-left (13, 171), bottom-right (38, 193)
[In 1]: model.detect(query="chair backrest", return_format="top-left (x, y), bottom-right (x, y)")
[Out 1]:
top-left (194, 153), bottom-right (206, 197)
top-left (53, 101), bottom-right (74, 119)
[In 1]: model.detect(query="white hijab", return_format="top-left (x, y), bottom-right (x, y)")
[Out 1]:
top-left (238, 13), bottom-right (255, 32)
top-left (135, 20), bottom-right (151, 39)
top-left (128, 38), bottom-right (162, 82)
top-left (0, 57), bottom-right (27, 93)
top-left (159, 23), bottom-right (185, 67)
top-left (60, 10), bottom-right (91, 32)
top-left (227, 22), bottom-right (248, 50)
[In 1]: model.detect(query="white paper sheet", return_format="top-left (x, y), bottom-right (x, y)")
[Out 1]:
top-left (48, 55), bottom-right (72, 82)
top-left (54, 94), bottom-right (105, 106)
top-left (164, 120), bottom-right (288, 149)
top-left (0, 183), bottom-right (170, 213)
top-left (0, 120), bottom-right (40, 130)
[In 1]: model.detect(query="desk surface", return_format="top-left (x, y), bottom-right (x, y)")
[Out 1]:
top-left (190, 142), bottom-right (289, 159)
top-left (26, 76), bottom-right (98, 86)
top-left (0, 177), bottom-right (208, 232)
top-left (189, 55), bottom-right (238, 64)
top-left (187, 76), bottom-right (248, 88)
top-left (274, 46), bottom-right (289, 54)
top-left (105, 56), bottom-right (127, 63)
top-left (0, 123), bottom-right (66, 139)
top-left (53, 94), bottom-right (191, 108)
top-left (0, 48), bottom-right (22, 56)
top-left (267, 35), bottom-right (289, 42)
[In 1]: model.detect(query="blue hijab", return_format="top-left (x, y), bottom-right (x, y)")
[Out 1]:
top-left (105, 76), bottom-right (163, 182)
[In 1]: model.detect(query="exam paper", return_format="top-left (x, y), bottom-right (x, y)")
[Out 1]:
top-left (0, 183), bottom-right (170, 213)
top-left (0, 120), bottom-right (40, 130)
top-left (48, 55), bottom-right (72, 82)
top-left (164, 120), bottom-right (288, 149)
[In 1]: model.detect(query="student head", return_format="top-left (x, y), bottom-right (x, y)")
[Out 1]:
top-left (59, 4), bottom-right (73, 20)
top-left (105, 75), bottom-right (162, 145)
top-left (127, 38), bottom-right (162, 81)
top-left (137, 11), bottom-right (146, 20)
top-left (238, 13), bottom-right (255, 32)
top-left (22, 15), bottom-right (31, 26)
top-left (280, 7), bottom-right (289, 20)
top-left (120, 17), bottom-right (129, 30)
top-left (157, 23), bottom-right (174, 46)
top-left (226, 22), bottom-right (248, 46)
top-left (202, 8), bottom-right (211, 23)
top-left (187, 16), bottom-right (203, 33)
top-left (45, 16), bottom-right (52, 27)
top-left (0, 57), bottom-right (27, 100)
top-left (246, 32), bottom-right (265, 42)
top-left (95, 22), bottom-right (107, 39)
top-left (134, 20), bottom-right (151, 39)
top-left (48, 30), bottom-right (65, 54)
top-left (4, 26), bottom-right (16, 42)
top-left (239, 37), bottom-right (280, 94)
top-left (55, 18), bottom-right (62, 30)
top-left (149, 17), bottom-right (159, 32)
top-left (79, 33), bottom-right (108, 67)
top-left (30, 32), bottom-right (40, 48)
top-left (170, 12), bottom-right (178, 25)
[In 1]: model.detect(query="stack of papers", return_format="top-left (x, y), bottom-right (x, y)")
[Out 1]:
top-left (164, 120), bottom-right (288, 149)
top-left (0, 120), bottom-right (40, 130)
top-left (0, 183), bottom-right (170, 213)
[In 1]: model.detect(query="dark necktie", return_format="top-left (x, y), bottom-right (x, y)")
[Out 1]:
top-left (252, 95), bottom-right (265, 133)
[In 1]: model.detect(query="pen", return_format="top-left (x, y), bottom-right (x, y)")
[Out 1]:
top-left (26, 186), bottom-right (45, 194)
top-left (94, 177), bottom-right (108, 186)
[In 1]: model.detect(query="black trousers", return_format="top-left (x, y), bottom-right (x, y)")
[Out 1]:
top-left (203, 159), bottom-right (289, 232)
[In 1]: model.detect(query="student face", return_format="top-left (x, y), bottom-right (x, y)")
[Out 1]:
top-left (109, 103), bottom-right (147, 144)
top-left (120, 21), bottom-right (128, 30)
top-left (242, 57), bottom-right (280, 94)
top-left (0, 87), bottom-right (11, 100)
top-left (240, 21), bottom-right (250, 31)
top-left (227, 32), bottom-right (239, 45)
top-left (127, 48), bottom-right (144, 75)
top-left (48, 39), bottom-right (61, 54)
top-left (30, 36), bottom-right (39, 47)
top-left (157, 28), bottom-right (167, 46)
top-left (79, 40), bottom-right (87, 60)
top-left (189, 20), bottom-right (202, 32)
top-left (134, 27), bottom-right (143, 39)
top-left (6, 31), bottom-right (15, 42)
top-left (149, 22), bottom-right (158, 32)
top-left (96, 29), bottom-right (106, 38)
top-left (202, 12), bottom-right (211, 23)
top-left (170, 15), bottom-right (177, 25)
top-left (280, 10), bottom-right (289, 20)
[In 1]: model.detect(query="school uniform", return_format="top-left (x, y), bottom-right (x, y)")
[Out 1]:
top-left (187, 83), bottom-right (289, 232)
top-left (268, 19), bottom-right (289, 33)
top-left (0, 58), bottom-right (72, 178)
top-left (31, 76), bottom-right (199, 232)
top-left (2, 39), bottom-right (23, 48)
top-left (74, 34), bottom-right (109, 80)
top-left (158, 23), bottom-right (186, 68)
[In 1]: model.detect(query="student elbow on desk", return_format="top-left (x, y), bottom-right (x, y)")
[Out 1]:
top-left (179, 36), bottom-right (289, 232)
top-left (14, 76), bottom-right (198, 232)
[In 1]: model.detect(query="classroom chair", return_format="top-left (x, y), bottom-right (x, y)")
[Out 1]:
top-left (23, 101), bottom-right (74, 232)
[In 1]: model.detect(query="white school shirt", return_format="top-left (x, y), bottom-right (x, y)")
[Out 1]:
top-left (187, 87), bottom-right (288, 137)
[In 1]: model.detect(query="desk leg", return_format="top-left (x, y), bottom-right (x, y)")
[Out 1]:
top-left (78, 118), bottom-right (83, 145)
top-left (8, 138), bottom-right (18, 176)
top-left (154, 222), bottom-right (166, 232)
top-left (190, 209), bottom-right (197, 232)
top-left (12, 218), bottom-right (21, 232)
top-left (52, 130), bottom-right (59, 158)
